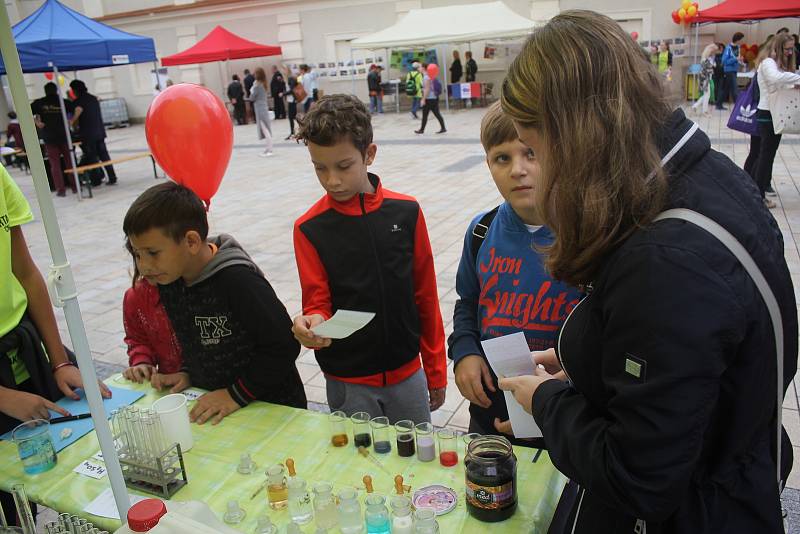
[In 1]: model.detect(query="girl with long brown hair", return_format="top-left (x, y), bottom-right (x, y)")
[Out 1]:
top-left (755, 32), bottom-right (800, 207)
top-left (498, 10), bottom-right (796, 533)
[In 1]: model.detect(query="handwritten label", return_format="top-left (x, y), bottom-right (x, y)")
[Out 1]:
top-left (74, 460), bottom-right (107, 479)
top-left (182, 388), bottom-right (206, 401)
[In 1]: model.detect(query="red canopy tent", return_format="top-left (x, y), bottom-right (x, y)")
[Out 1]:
top-left (161, 25), bottom-right (281, 66)
top-left (695, 0), bottom-right (800, 23)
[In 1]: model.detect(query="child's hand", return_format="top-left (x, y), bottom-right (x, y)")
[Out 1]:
top-left (292, 314), bottom-right (332, 349)
top-left (151, 371), bottom-right (190, 394)
top-left (189, 389), bottom-right (240, 425)
top-left (429, 387), bottom-right (446, 411)
top-left (54, 364), bottom-right (112, 400)
top-left (492, 418), bottom-right (537, 442)
top-left (123, 364), bottom-right (155, 384)
top-left (0, 387), bottom-right (70, 421)
top-left (454, 355), bottom-right (495, 409)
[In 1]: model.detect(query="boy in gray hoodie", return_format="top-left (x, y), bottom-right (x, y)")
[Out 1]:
top-left (124, 182), bottom-right (305, 425)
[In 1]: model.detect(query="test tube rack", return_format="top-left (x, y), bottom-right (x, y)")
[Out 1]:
top-left (111, 406), bottom-right (188, 498)
top-left (45, 513), bottom-right (110, 533)
top-left (115, 438), bottom-right (188, 498)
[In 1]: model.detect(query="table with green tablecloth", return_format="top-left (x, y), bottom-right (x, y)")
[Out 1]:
top-left (0, 375), bottom-right (567, 533)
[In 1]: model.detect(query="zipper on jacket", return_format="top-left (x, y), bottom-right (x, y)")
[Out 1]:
top-left (556, 282), bottom-right (592, 384)
top-left (570, 487), bottom-right (586, 534)
top-left (360, 193), bottom-right (390, 386)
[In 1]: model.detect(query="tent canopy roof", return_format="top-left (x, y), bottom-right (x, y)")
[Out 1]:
top-left (351, 1), bottom-right (535, 49)
top-left (161, 26), bottom-right (282, 66)
top-left (0, 0), bottom-right (156, 74)
top-left (695, 0), bottom-right (800, 23)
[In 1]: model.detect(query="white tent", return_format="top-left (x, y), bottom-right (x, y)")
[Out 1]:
top-left (350, 1), bottom-right (536, 49)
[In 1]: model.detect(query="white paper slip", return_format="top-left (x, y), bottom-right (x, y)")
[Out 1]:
top-left (311, 310), bottom-right (376, 339)
top-left (481, 332), bottom-right (543, 439)
top-left (84, 488), bottom-right (149, 519)
top-left (92, 450), bottom-right (103, 461)
top-left (74, 460), bottom-right (107, 479)
top-left (181, 388), bottom-right (206, 401)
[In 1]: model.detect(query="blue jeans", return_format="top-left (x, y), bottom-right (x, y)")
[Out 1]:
top-left (411, 97), bottom-right (421, 116)
top-left (369, 95), bottom-right (383, 114)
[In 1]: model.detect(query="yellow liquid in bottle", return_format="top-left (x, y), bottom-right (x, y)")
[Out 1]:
top-left (268, 484), bottom-right (289, 510)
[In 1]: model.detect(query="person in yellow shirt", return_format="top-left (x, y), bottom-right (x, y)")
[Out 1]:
top-left (0, 165), bottom-right (110, 524)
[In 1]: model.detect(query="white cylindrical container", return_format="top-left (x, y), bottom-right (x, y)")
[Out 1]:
top-left (152, 394), bottom-right (193, 452)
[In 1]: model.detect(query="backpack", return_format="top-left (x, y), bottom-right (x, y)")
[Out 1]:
top-left (432, 78), bottom-right (443, 98)
top-left (405, 72), bottom-right (419, 96)
top-left (470, 206), bottom-right (500, 264)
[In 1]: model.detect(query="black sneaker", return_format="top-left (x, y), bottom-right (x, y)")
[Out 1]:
top-left (436, 129), bottom-right (447, 134)
top-left (107, 180), bottom-right (117, 186)
top-left (414, 129), bottom-right (424, 134)
top-left (766, 186), bottom-right (777, 196)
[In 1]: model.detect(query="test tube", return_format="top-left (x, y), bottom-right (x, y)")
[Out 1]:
top-left (151, 412), bottom-right (166, 455)
top-left (351, 412), bottom-right (372, 449)
top-left (370, 416), bottom-right (391, 454)
top-left (415, 422), bottom-right (436, 462)
top-left (58, 512), bottom-right (71, 532)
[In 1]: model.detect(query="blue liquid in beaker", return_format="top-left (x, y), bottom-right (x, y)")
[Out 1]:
top-left (14, 423), bottom-right (57, 474)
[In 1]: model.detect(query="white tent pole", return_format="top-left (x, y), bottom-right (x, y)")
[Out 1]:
top-left (0, 4), bottom-right (131, 519)
top-left (351, 46), bottom-right (356, 96)
top-left (51, 64), bottom-right (82, 203)
top-left (442, 45), bottom-right (449, 111)
top-left (152, 60), bottom-right (160, 91)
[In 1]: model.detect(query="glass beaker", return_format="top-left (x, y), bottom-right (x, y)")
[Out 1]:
top-left (437, 429), bottom-right (458, 467)
top-left (414, 422), bottom-right (435, 462)
top-left (370, 416), bottom-right (391, 454)
top-left (266, 464), bottom-right (288, 510)
top-left (395, 420), bottom-right (415, 458)
top-left (337, 487), bottom-right (363, 534)
top-left (11, 419), bottom-right (56, 474)
top-left (330, 411), bottom-right (349, 447)
top-left (364, 494), bottom-right (390, 534)
top-left (351, 412), bottom-right (372, 449)
top-left (313, 482), bottom-right (339, 529)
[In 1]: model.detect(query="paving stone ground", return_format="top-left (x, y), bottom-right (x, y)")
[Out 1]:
top-left (10, 104), bottom-right (800, 530)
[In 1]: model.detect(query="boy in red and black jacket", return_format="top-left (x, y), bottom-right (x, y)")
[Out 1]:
top-left (292, 94), bottom-right (447, 424)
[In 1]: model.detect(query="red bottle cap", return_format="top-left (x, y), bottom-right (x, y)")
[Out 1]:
top-left (127, 499), bottom-right (167, 532)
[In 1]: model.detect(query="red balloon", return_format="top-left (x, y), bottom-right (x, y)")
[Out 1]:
top-left (631, 31), bottom-right (639, 41)
top-left (145, 84), bottom-right (232, 205)
top-left (671, 10), bottom-right (681, 24)
top-left (44, 72), bottom-right (53, 80)
top-left (426, 63), bottom-right (440, 79)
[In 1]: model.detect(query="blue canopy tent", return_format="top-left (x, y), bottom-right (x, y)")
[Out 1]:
top-left (0, 0), bottom-right (156, 74)
top-left (0, 0), bottom-right (159, 519)
top-left (0, 0), bottom-right (157, 203)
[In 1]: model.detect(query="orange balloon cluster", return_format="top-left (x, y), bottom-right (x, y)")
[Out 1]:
top-left (740, 43), bottom-right (759, 63)
top-left (672, 0), bottom-right (699, 24)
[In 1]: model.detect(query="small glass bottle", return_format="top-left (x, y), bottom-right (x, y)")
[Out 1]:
top-left (254, 515), bottom-right (277, 533)
top-left (465, 435), bottom-right (518, 522)
top-left (286, 459), bottom-right (313, 524)
top-left (313, 482), bottom-right (339, 530)
top-left (338, 487), bottom-right (364, 534)
top-left (413, 507), bottom-right (439, 533)
top-left (364, 494), bottom-right (391, 534)
top-left (266, 464), bottom-right (288, 510)
top-left (390, 495), bottom-right (414, 534)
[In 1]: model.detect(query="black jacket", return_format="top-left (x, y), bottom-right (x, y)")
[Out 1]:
top-left (227, 81), bottom-right (244, 102)
top-left (465, 58), bottom-right (478, 82)
top-left (450, 59), bottom-right (462, 83)
top-left (158, 235), bottom-right (305, 409)
top-left (535, 109), bottom-right (797, 533)
top-left (270, 72), bottom-right (286, 98)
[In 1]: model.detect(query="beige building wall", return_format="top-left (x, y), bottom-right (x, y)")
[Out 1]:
top-left (6, 0), bottom-right (800, 121)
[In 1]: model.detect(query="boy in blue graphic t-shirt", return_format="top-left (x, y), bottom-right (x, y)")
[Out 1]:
top-left (449, 103), bottom-right (582, 446)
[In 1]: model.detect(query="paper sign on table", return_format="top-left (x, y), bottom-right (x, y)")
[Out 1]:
top-left (84, 488), bottom-right (149, 520)
top-left (181, 388), bottom-right (206, 401)
top-left (0, 386), bottom-right (145, 452)
top-left (311, 310), bottom-right (376, 339)
top-left (481, 332), bottom-right (543, 439)
top-left (74, 460), bottom-right (107, 479)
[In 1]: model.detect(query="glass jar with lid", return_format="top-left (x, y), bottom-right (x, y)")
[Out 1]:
top-left (464, 435), bottom-right (517, 522)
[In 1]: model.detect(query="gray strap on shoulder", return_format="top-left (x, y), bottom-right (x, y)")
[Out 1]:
top-left (654, 208), bottom-right (784, 487)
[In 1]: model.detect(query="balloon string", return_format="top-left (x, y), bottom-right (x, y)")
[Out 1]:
top-left (204, 199), bottom-right (211, 212)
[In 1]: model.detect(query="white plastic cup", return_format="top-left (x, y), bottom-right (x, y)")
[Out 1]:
top-left (152, 393), bottom-right (194, 452)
